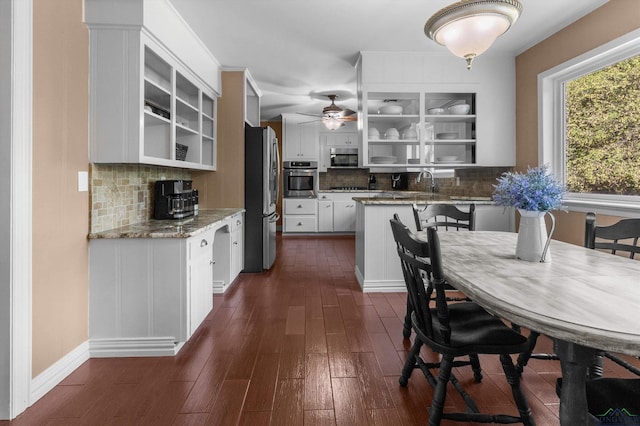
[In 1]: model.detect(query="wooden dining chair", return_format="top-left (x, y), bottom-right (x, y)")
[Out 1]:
top-left (412, 202), bottom-right (475, 233)
top-left (390, 216), bottom-right (535, 425)
top-left (516, 212), bottom-right (640, 376)
top-left (400, 203), bottom-right (475, 339)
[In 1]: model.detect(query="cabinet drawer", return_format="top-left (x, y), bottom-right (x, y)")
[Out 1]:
top-left (284, 198), bottom-right (317, 215)
top-left (284, 216), bottom-right (317, 232)
top-left (189, 229), bottom-right (214, 260)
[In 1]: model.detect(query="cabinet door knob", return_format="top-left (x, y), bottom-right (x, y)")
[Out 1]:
top-left (297, 205), bottom-right (302, 208)
top-left (233, 241), bottom-right (238, 245)
top-left (297, 222), bottom-right (303, 226)
top-left (200, 239), bottom-right (208, 247)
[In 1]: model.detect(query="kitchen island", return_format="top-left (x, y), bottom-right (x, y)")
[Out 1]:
top-left (88, 208), bottom-right (244, 357)
top-left (353, 193), bottom-right (514, 292)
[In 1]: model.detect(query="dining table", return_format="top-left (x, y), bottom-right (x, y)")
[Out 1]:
top-left (415, 230), bottom-right (640, 425)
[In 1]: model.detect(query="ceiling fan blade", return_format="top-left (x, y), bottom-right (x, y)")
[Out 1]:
top-left (341, 115), bottom-right (357, 122)
top-left (296, 112), bottom-right (322, 118)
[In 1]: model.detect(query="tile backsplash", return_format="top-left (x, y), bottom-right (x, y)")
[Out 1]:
top-left (319, 167), bottom-right (511, 196)
top-left (90, 164), bottom-right (190, 233)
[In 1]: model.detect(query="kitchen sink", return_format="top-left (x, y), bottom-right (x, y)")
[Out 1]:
top-left (374, 191), bottom-right (414, 199)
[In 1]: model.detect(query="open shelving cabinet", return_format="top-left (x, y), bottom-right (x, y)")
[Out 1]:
top-left (361, 90), bottom-right (477, 169)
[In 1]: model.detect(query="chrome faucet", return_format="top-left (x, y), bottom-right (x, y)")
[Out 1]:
top-left (416, 169), bottom-right (436, 193)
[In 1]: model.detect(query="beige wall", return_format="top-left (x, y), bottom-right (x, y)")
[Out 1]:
top-left (193, 71), bottom-right (246, 209)
top-left (32, 0), bottom-right (89, 376)
top-left (515, 0), bottom-right (640, 245)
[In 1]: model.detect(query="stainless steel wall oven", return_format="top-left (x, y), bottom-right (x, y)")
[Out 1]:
top-left (283, 161), bottom-right (317, 198)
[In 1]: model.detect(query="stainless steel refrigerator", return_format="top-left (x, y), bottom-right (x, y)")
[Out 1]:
top-left (244, 125), bottom-right (280, 272)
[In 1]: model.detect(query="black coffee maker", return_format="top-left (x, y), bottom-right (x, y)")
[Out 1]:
top-left (391, 173), bottom-right (408, 190)
top-left (154, 180), bottom-right (194, 220)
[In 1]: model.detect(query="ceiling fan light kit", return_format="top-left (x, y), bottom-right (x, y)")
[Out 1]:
top-left (424, 0), bottom-right (523, 70)
top-left (322, 116), bottom-right (345, 130)
top-left (320, 94), bottom-right (356, 130)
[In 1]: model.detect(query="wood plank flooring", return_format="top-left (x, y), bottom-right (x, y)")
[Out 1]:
top-left (5, 234), bottom-right (640, 425)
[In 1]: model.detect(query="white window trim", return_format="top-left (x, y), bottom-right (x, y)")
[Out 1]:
top-left (538, 28), bottom-right (640, 218)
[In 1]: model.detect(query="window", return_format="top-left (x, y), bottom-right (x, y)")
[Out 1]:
top-left (539, 29), bottom-right (640, 217)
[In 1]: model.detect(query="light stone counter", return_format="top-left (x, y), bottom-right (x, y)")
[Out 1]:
top-left (352, 192), bottom-right (494, 205)
top-left (88, 208), bottom-right (244, 239)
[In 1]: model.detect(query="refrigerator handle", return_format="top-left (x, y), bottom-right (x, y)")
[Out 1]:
top-left (274, 137), bottom-right (281, 202)
top-left (269, 212), bottom-right (280, 223)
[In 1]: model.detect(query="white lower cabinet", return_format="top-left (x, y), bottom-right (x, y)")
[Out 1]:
top-left (89, 229), bottom-right (215, 357)
top-left (88, 213), bottom-right (245, 357)
top-left (318, 199), bottom-right (334, 232)
top-left (284, 198), bottom-right (317, 233)
top-left (317, 192), bottom-right (368, 233)
top-left (230, 213), bottom-right (244, 280)
top-left (333, 200), bottom-right (357, 232)
top-left (189, 230), bottom-right (215, 335)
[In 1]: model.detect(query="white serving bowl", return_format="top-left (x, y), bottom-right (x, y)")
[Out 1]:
top-left (368, 127), bottom-right (380, 138)
top-left (384, 127), bottom-right (400, 139)
top-left (448, 104), bottom-right (470, 115)
top-left (378, 105), bottom-right (403, 115)
top-left (427, 107), bottom-right (445, 115)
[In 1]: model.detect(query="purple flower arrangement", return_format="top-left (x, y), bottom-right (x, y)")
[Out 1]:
top-left (493, 165), bottom-right (564, 212)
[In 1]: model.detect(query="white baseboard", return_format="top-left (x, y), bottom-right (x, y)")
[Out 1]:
top-left (89, 337), bottom-right (184, 358)
top-left (30, 341), bottom-right (90, 405)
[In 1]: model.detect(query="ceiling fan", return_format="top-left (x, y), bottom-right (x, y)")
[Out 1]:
top-left (300, 94), bottom-right (357, 130)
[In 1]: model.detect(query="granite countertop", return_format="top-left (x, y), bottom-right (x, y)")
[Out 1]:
top-left (88, 208), bottom-right (244, 239)
top-left (352, 191), bottom-right (494, 205)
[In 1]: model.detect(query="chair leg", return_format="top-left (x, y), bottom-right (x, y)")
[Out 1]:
top-left (469, 354), bottom-right (483, 382)
top-left (500, 353), bottom-right (536, 426)
top-left (399, 339), bottom-right (422, 387)
top-left (402, 297), bottom-right (412, 339)
top-left (515, 331), bottom-right (539, 374)
top-left (428, 355), bottom-right (454, 426)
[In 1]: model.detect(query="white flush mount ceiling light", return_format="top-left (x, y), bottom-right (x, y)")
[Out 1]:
top-left (424, 0), bottom-right (523, 70)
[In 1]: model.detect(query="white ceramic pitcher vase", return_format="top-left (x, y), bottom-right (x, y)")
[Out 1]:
top-left (515, 209), bottom-right (556, 263)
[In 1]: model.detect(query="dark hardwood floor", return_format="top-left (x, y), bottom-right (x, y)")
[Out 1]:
top-left (5, 234), bottom-right (640, 425)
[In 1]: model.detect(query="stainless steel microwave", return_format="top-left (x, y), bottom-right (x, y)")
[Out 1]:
top-left (329, 147), bottom-right (358, 168)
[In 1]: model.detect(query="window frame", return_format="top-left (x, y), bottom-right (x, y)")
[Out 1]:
top-left (538, 29), bottom-right (640, 218)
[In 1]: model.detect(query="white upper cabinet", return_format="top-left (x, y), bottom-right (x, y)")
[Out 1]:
top-left (282, 113), bottom-right (319, 161)
top-left (85, 0), bottom-right (221, 170)
top-left (357, 51), bottom-right (515, 168)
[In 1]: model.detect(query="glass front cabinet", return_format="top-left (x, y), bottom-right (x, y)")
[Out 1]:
top-left (361, 90), bottom-right (477, 169)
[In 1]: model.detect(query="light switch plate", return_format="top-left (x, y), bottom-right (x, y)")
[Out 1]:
top-left (78, 171), bottom-right (88, 192)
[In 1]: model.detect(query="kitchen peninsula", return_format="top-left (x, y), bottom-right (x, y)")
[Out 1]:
top-left (88, 208), bottom-right (244, 357)
top-left (354, 194), bottom-right (514, 292)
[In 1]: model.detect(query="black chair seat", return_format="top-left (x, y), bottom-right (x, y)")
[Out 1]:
top-left (431, 302), bottom-right (528, 352)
